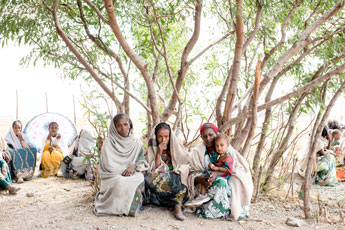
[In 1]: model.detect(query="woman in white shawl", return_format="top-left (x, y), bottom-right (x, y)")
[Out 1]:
top-left (40, 122), bottom-right (68, 178)
top-left (187, 123), bottom-right (253, 220)
top-left (297, 126), bottom-right (337, 186)
top-left (61, 129), bottom-right (96, 179)
top-left (5, 120), bottom-right (34, 183)
top-left (145, 122), bottom-right (190, 221)
top-left (94, 114), bottom-right (149, 217)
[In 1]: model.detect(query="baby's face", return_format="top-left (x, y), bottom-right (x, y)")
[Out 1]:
top-left (335, 133), bottom-right (341, 140)
top-left (215, 139), bottom-right (229, 154)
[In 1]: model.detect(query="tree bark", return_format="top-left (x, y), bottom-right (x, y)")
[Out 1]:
top-left (222, 0), bottom-right (244, 133)
top-left (104, 0), bottom-right (159, 124)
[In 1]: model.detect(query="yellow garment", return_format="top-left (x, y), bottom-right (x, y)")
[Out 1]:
top-left (40, 139), bottom-right (63, 177)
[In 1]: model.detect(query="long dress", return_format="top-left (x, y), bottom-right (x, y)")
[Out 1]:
top-left (94, 121), bottom-right (149, 217)
top-left (5, 126), bottom-right (37, 180)
top-left (145, 133), bottom-right (190, 207)
top-left (188, 143), bottom-right (253, 220)
top-left (40, 136), bottom-right (66, 177)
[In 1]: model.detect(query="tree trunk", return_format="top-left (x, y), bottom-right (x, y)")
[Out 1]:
top-left (303, 79), bottom-right (345, 219)
top-left (222, 0), bottom-right (244, 134)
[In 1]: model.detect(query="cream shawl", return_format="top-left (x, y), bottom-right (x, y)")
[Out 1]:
top-left (5, 126), bottom-right (28, 149)
top-left (94, 121), bottom-right (149, 216)
top-left (189, 142), bottom-right (254, 220)
top-left (146, 131), bottom-right (190, 186)
top-left (297, 136), bottom-right (329, 176)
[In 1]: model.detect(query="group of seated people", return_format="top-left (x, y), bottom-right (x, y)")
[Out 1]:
top-left (94, 113), bottom-right (253, 221)
top-left (2, 114), bottom-right (344, 221)
top-left (297, 120), bottom-right (345, 186)
top-left (0, 120), bottom-right (99, 194)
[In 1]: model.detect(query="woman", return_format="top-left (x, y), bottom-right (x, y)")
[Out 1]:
top-left (187, 123), bottom-right (253, 220)
top-left (5, 120), bottom-right (37, 183)
top-left (0, 133), bottom-right (20, 194)
top-left (145, 122), bottom-right (190, 221)
top-left (94, 114), bottom-right (149, 217)
top-left (40, 122), bottom-right (67, 178)
top-left (61, 129), bottom-right (96, 180)
top-left (297, 126), bottom-right (337, 186)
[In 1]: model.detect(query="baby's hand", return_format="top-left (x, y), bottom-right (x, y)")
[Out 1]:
top-left (208, 163), bottom-right (216, 170)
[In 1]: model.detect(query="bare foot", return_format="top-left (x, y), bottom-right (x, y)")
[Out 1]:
top-left (7, 186), bottom-right (21, 195)
top-left (173, 205), bottom-right (186, 221)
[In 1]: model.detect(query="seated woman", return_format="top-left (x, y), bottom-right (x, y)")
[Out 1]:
top-left (40, 122), bottom-right (67, 178)
top-left (94, 114), bottom-right (149, 217)
top-left (0, 133), bottom-right (20, 194)
top-left (187, 123), bottom-right (253, 220)
top-left (61, 129), bottom-right (96, 180)
top-left (5, 120), bottom-right (36, 183)
top-left (145, 123), bottom-right (190, 221)
top-left (297, 126), bottom-right (337, 186)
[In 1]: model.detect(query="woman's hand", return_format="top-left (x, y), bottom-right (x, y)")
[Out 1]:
top-left (3, 153), bottom-right (11, 163)
top-left (17, 133), bottom-right (24, 141)
top-left (208, 163), bottom-right (217, 171)
top-left (122, 165), bottom-right (136, 177)
top-left (48, 146), bottom-right (54, 152)
top-left (157, 142), bottom-right (168, 155)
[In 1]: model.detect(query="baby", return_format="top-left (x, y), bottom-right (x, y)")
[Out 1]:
top-left (185, 133), bottom-right (234, 208)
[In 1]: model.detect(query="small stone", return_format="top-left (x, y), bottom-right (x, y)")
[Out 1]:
top-left (26, 192), bottom-right (34, 197)
top-left (63, 188), bottom-right (71, 192)
top-left (286, 217), bottom-right (304, 227)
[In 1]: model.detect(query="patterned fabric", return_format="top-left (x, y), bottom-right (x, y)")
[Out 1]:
top-left (7, 148), bottom-right (37, 179)
top-left (128, 182), bottom-right (145, 217)
top-left (213, 152), bottom-right (234, 179)
top-left (145, 171), bottom-right (187, 206)
top-left (196, 149), bottom-right (249, 219)
top-left (336, 165), bottom-right (345, 182)
top-left (315, 154), bottom-right (337, 186)
top-left (200, 123), bottom-right (219, 135)
top-left (0, 159), bottom-right (12, 189)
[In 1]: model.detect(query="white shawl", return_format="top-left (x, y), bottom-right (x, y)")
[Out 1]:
top-left (146, 131), bottom-right (191, 186)
top-left (5, 126), bottom-right (27, 149)
top-left (189, 142), bottom-right (253, 220)
top-left (94, 121), bottom-right (149, 216)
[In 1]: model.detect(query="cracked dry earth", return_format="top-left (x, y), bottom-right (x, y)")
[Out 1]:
top-left (0, 176), bottom-right (344, 230)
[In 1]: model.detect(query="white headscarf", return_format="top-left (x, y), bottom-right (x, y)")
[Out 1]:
top-left (5, 122), bottom-right (26, 149)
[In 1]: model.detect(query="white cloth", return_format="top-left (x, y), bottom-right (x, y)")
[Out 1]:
top-left (5, 126), bottom-right (25, 149)
top-left (146, 130), bottom-right (191, 186)
top-left (94, 121), bottom-right (149, 216)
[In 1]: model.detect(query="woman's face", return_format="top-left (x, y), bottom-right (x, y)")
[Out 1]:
top-left (49, 124), bottom-right (59, 136)
top-left (13, 123), bottom-right (22, 136)
top-left (201, 128), bottom-right (217, 147)
top-left (116, 118), bottom-right (130, 137)
top-left (156, 128), bottom-right (170, 145)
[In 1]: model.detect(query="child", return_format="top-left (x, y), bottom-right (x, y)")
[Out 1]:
top-left (185, 133), bottom-right (234, 208)
top-left (331, 129), bottom-right (342, 147)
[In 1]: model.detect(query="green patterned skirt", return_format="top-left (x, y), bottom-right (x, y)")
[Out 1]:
top-left (145, 171), bottom-right (187, 207)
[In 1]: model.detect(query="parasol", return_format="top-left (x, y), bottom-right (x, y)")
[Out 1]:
top-left (23, 112), bottom-right (77, 152)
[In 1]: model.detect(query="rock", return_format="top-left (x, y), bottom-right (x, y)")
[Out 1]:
top-left (26, 192), bottom-right (34, 197)
top-left (63, 188), bottom-right (71, 192)
top-left (286, 217), bottom-right (304, 227)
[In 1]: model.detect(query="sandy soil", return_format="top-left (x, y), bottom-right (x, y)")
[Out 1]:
top-left (1, 173), bottom-right (344, 230)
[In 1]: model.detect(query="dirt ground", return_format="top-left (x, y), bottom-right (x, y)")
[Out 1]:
top-left (1, 173), bottom-right (344, 230)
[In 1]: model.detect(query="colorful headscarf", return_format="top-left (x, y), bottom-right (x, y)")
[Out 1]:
top-left (200, 123), bottom-right (219, 134)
